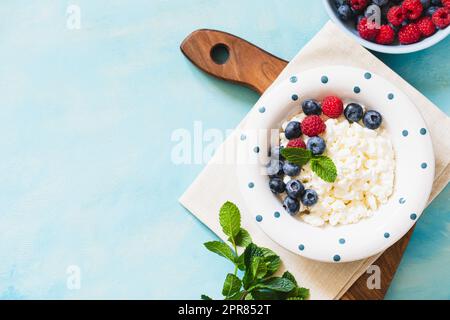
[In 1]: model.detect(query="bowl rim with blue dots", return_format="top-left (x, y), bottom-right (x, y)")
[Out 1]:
top-left (236, 65), bottom-right (435, 263)
top-left (323, 0), bottom-right (450, 54)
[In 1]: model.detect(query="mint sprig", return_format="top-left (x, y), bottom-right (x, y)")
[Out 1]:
top-left (310, 156), bottom-right (337, 183)
top-left (202, 201), bottom-right (310, 300)
top-left (281, 147), bottom-right (338, 183)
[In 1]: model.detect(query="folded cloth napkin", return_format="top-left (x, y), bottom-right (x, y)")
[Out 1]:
top-left (180, 21), bottom-right (450, 300)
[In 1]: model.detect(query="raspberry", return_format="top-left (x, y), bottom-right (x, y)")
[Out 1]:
top-left (358, 17), bottom-right (380, 41)
top-left (322, 96), bottom-right (344, 119)
top-left (387, 6), bottom-right (406, 27)
top-left (287, 138), bottom-right (306, 149)
top-left (398, 23), bottom-right (422, 44)
top-left (350, 0), bottom-right (369, 11)
top-left (417, 16), bottom-right (436, 37)
top-left (432, 8), bottom-right (450, 29)
top-left (443, 0), bottom-right (450, 10)
top-left (301, 116), bottom-right (326, 137)
top-left (375, 25), bottom-right (396, 44)
top-left (402, 0), bottom-right (424, 20)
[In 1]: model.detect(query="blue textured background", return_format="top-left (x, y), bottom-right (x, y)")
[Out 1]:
top-left (0, 0), bottom-right (448, 299)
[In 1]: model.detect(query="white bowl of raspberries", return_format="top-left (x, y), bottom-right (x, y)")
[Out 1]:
top-left (324, 0), bottom-right (450, 53)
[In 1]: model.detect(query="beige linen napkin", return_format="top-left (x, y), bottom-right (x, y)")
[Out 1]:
top-left (179, 21), bottom-right (450, 300)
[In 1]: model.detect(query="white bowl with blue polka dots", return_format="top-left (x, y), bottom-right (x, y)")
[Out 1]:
top-left (236, 66), bottom-right (434, 263)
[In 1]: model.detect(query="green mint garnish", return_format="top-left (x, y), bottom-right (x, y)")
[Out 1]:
top-left (203, 241), bottom-right (236, 263)
top-left (222, 273), bottom-right (242, 298)
top-left (219, 201), bottom-right (241, 239)
top-left (310, 156), bottom-right (337, 183)
top-left (202, 201), bottom-right (310, 300)
top-left (281, 148), bottom-right (312, 166)
top-left (281, 147), bottom-right (337, 183)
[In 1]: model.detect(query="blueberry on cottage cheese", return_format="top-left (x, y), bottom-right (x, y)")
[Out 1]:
top-left (283, 162), bottom-right (301, 177)
top-left (301, 99), bottom-right (322, 116)
top-left (363, 110), bottom-right (383, 130)
top-left (344, 103), bottom-right (364, 122)
top-left (301, 189), bottom-right (318, 207)
top-left (283, 196), bottom-right (300, 216)
top-left (338, 4), bottom-right (353, 21)
top-left (286, 180), bottom-right (305, 199)
top-left (269, 177), bottom-right (286, 194)
top-left (284, 121), bottom-right (302, 140)
top-left (307, 136), bottom-right (326, 156)
top-left (267, 159), bottom-right (284, 177)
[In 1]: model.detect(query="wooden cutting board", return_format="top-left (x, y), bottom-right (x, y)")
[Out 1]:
top-left (180, 29), bottom-right (414, 300)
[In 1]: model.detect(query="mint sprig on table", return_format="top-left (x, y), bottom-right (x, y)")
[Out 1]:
top-left (202, 201), bottom-right (309, 301)
top-left (281, 148), bottom-right (337, 183)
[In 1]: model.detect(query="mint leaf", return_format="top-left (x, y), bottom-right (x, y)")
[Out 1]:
top-left (282, 271), bottom-right (297, 286)
top-left (242, 268), bottom-right (254, 290)
top-left (229, 228), bottom-right (252, 247)
top-left (294, 287), bottom-right (310, 299)
top-left (251, 257), bottom-right (267, 279)
top-left (281, 148), bottom-right (312, 166)
top-left (251, 289), bottom-right (283, 300)
top-left (204, 241), bottom-right (235, 263)
top-left (260, 248), bottom-right (281, 276)
top-left (225, 291), bottom-right (245, 300)
top-left (219, 201), bottom-right (241, 238)
top-left (236, 253), bottom-right (246, 271)
top-left (310, 156), bottom-right (337, 183)
top-left (201, 294), bottom-right (212, 300)
top-left (256, 277), bottom-right (296, 293)
top-left (243, 243), bottom-right (264, 269)
top-left (222, 274), bottom-right (242, 297)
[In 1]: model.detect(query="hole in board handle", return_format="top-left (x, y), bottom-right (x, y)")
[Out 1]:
top-left (210, 43), bottom-right (230, 65)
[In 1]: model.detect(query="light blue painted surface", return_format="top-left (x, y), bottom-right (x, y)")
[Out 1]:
top-left (0, 0), bottom-right (448, 299)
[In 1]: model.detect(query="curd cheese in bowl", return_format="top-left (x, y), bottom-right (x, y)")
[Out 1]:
top-left (279, 116), bottom-right (395, 227)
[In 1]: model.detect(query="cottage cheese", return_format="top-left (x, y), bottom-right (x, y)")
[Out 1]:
top-left (280, 116), bottom-right (395, 227)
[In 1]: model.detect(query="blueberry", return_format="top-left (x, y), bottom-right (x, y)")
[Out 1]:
top-left (269, 177), bottom-right (286, 194)
top-left (334, 0), bottom-right (348, 9)
top-left (363, 110), bottom-right (383, 130)
top-left (283, 162), bottom-right (301, 177)
top-left (284, 121), bottom-right (302, 140)
top-left (301, 189), bottom-right (318, 207)
top-left (338, 4), bottom-right (353, 21)
top-left (426, 6), bottom-right (439, 16)
top-left (286, 180), bottom-right (305, 199)
top-left (420, 0), bottom-right (431, 9)
top-left (269, 146), bottom-right (285, 161)
top-left (267, 159), bottom-right (284, 177)
top-left (431, 0), bottom-right (442, 6)
top-left (301, 99), bottom-right (322, 115)
top-left (307, 136), bottom-right (326, 156)
top-left (283, 196), bottom-right (300, 216)
top-left (344, 103), bottom-right (364, 122)
top-left (372, 0), bottom-right (389, 6)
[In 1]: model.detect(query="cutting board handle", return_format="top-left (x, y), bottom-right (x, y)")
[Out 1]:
top-left (180, 29), bottom-right (288, 94)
